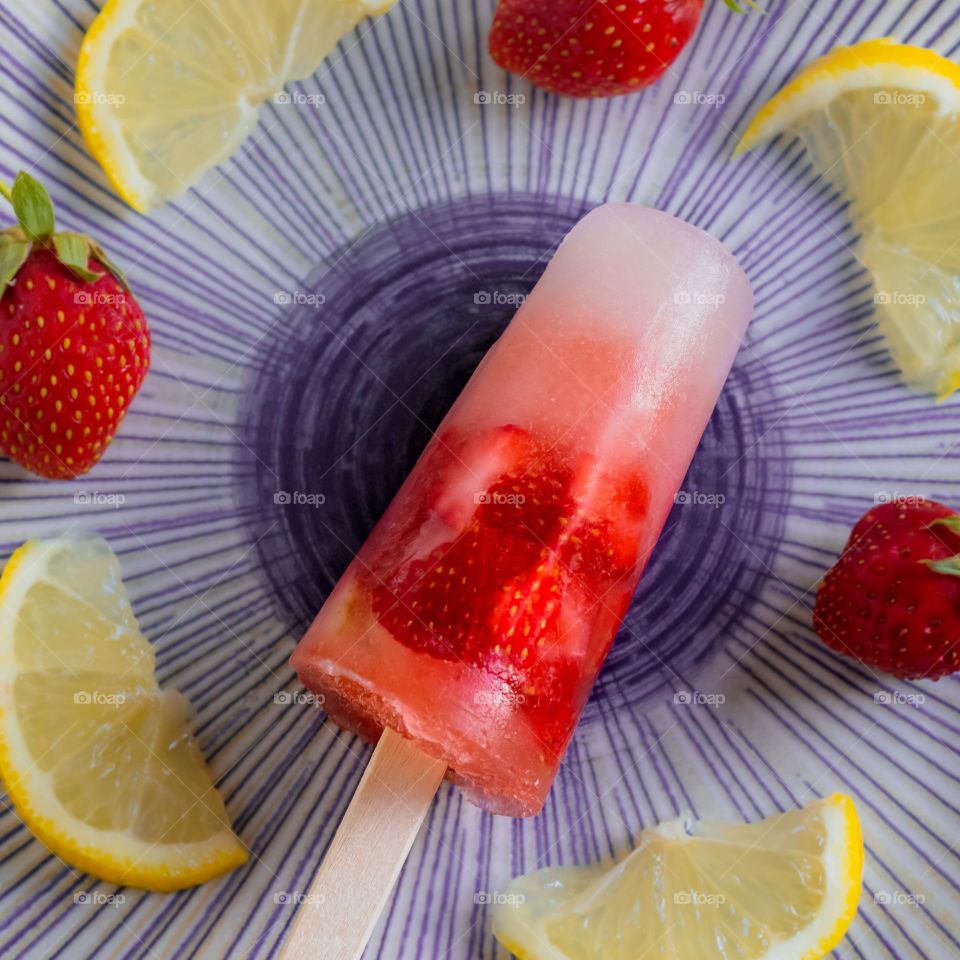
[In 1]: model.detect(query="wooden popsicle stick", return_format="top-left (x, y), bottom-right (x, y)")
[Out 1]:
top-left (278, 728), bottom-right (447, 960)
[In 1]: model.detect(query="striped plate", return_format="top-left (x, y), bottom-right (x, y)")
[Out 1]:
top-left (1, 1), bottom-right (958, 957)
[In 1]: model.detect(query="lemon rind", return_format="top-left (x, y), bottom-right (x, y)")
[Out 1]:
top-left (0, 735), bottom-right (247, 891)
top-left (0, 539), bottom-right (247, 891)
top-left (739, 38), bottom-right (960, 151)
top-left (738, 39), bottom-right (960, 398)
top-left (74, 0), bottom-right (397, 212)
top-left (75, 0), bottom-right (158, 212)
top-left (763, 794), bottom-right (864, 960)
top-left (492, 794), bottom-right (864, 960)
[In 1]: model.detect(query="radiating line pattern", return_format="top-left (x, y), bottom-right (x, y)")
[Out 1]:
top-left (0, 0), bottom-right (958, 958)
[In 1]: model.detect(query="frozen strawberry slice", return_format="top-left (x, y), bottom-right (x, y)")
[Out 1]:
top-left (371, 497), bottom-right (569, 662)
top-left (365, 425), bottom-right (546, 573)
top-left (370, 427), bottom-right (648, 749)
top-left (488, 555), bottom-right (565, 659)
top-left (484, 558), bottom-right (583, 753)
top-left (432, 424), bottom-right (538, 531)
top-left (562, 456), bottom-right (649, 579)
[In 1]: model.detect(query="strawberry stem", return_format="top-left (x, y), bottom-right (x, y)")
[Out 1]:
top-left (924, 556), bottom-right (960, 577)
top-left (0, 170), bottom-right (126, 289)
top-left (929, 516), bottom-right (960, 535)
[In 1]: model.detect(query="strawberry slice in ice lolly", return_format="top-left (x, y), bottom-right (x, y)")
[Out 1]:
top-left (280, 204), bottom-right (753, 959)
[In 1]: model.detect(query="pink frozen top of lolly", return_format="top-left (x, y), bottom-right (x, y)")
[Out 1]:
top-left (291, 204), bottom-right (753, 816)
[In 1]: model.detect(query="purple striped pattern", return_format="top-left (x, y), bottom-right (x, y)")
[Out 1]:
top-left (0, 0), bottom-right (959, 957)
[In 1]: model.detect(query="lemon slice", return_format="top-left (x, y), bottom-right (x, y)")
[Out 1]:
top-left (739, 39), bottom-right (960, 399)
top-left (0, 535), bottom-right (246, 890)
top-left (493, 794), bottom-right (863, 960)
top-left (75, 0), bottom-right (395, 212)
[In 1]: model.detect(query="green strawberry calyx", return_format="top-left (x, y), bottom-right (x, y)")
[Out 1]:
top-left (923, 516), bottom-right (960, 578)
top-left (0, 171), bottom-right (128, 291)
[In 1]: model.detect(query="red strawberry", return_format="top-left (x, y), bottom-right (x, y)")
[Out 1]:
top-left (431, 423), bottom-right (539, 531)
top-left (562, 456), bottom-right (650, 578)
top-left (0, 171), bottom-right (149, 479)
top-left (813, 499), bottom-right (960, 680)
top-left (372, 426), bottom-right (572, 661)
top-left (370, 425), bottom-right (649, 748)
top-left (488, 0), bottom-right (748, 98)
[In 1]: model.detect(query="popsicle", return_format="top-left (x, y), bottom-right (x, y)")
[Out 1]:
top-left (282, 204), bottom-right (751, 958)
top-left (282, 204), bottom-right (753, 960)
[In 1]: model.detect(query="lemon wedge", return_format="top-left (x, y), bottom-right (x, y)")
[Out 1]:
top-left (493, 794), bottom-right (863, 960)
top-left (0, 535), bottom-right (246, 890)
top-left (740, 39), bottom-right (960, 399)
top-left (75, 0), bottom-right (395, 212)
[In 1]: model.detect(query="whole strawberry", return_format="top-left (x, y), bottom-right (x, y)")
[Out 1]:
top-left (488, 0), bottom-right (751, 98)
top-left (814, 499), bottom-right (960, 680)
top-left (0, 171), bottom-right (149, 479)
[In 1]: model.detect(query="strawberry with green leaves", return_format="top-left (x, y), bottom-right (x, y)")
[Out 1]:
top-left (0, 171), bottom-right (149, 479)
top-left (488, 0), bottom-right (753, 99)
top-left (814, 499), bottom-right (960, 680)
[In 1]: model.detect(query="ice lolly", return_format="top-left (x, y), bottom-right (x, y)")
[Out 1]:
top-left (291, 204), bottom-right (752, 817)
